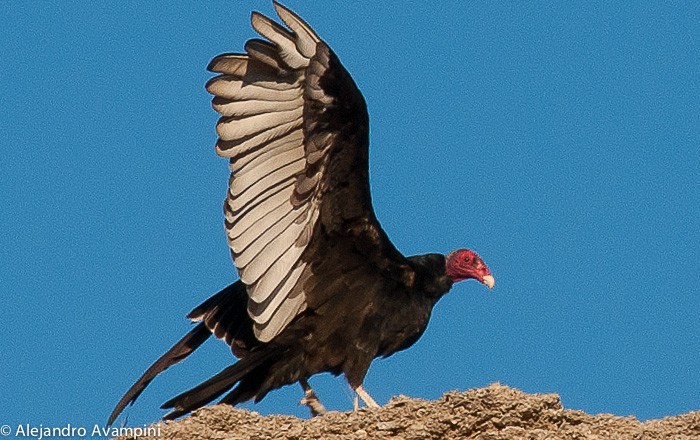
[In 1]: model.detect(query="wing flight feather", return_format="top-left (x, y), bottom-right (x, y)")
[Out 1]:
top-left (208, 2), bottom-right (410, 342)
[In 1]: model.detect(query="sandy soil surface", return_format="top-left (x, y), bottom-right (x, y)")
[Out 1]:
top-left (115, 383), bottom-right (700, 439)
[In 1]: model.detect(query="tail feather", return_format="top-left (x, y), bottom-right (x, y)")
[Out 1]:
top-left (108, 282), bottom-right (250, 427)
top-left (107, 322), bottom-right (211, 427)
top-left (219, 364), bottom-right (272, 406)
top-left (161, 348), bottom-right (278, 420)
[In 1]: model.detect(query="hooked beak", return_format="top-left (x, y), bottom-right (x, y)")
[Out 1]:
top-left (482, 274), bottom-right (495, 289)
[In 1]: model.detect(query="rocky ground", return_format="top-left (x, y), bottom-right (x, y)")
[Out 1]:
top-left (116, 384), bottom-right (700, 439)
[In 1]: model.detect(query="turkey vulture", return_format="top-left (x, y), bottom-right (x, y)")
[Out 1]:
top-left (108, 2), bottom-right (494, 426)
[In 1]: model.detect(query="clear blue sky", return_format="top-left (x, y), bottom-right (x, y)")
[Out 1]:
top-left (1, 1), bottom-right (698, 432)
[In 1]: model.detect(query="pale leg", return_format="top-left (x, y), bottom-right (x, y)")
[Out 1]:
top-left (353, 384), bottom-right (379, 408)
top-left (299, 379), bottom-right (327, 416)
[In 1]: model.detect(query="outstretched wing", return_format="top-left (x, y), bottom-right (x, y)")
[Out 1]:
top-left (207, 2), bottom-right (412, 342)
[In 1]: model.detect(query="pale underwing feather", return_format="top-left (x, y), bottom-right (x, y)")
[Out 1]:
top-left (248, 262), bottom-right (306, 324)
top-left (228, 185), bottom-right (295, 237)
top-left (273, 2), bottom-right (320, 58)
top-left (227, 177), bottom-right (295, 214)
top-left (244, 210), bottom-right (316, 303)
top-left (240, 210), bottom-right (315, 290)
top-left (216, 107), bottom-right (302, 142)
top-left (229, 130), bottom-right (302, 174)
top-left (233, 206), bottom-right (306, 265)
top-left (207, 54), bottom-right (248, 75)
top-left (213, 97), bottom-right (302, 117)
top-left (231, 147), bottom-right (304, 196)
top-left (245, 39), bottom-right (287, 72)
top-left (230, 157), bottom-right (304, 200)
top-left (251, 13), bottom-right (308, 69)
top-left (233, 201), bottom-right (294, 249)
top-left (216, 119), bottom-right (300, 158)
top-left (208, 61), bottom-right (296, 86)
top-left (228, 130), bottom-right (302, 172)
top-left (207, 77), bottom-right (301, 102)
top-left (255, 296), bottom-right (306, 342)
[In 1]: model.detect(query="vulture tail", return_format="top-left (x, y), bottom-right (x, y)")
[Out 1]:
top-left (161, 347), bottom-right (279, 420)
top-left (107, 322), bottom-right (211, 427)
top-left (107, 282), bottom-right (249, 427)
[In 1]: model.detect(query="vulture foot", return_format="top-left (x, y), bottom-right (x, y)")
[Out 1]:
top-left (299, 379), bottom-right (326, 417)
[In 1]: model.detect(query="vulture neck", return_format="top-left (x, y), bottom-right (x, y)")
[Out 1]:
top-left (406, 253), bottom-right (454, 300)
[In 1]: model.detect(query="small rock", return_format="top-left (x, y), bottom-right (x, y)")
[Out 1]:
top-left (377, 421), bottom-right (398, 431)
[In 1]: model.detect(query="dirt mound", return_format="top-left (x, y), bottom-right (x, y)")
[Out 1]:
top-left (116, 384), bottom-right (700, 439)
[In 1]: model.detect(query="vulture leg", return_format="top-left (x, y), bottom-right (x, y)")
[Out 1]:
top-left (299, 379), bottom-right (326, 416)
top-left (354, 384), bottom-right (379, 409)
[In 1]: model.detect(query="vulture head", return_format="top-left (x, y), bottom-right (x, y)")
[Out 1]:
top-left (445, 249), bottom-right (495, 288)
